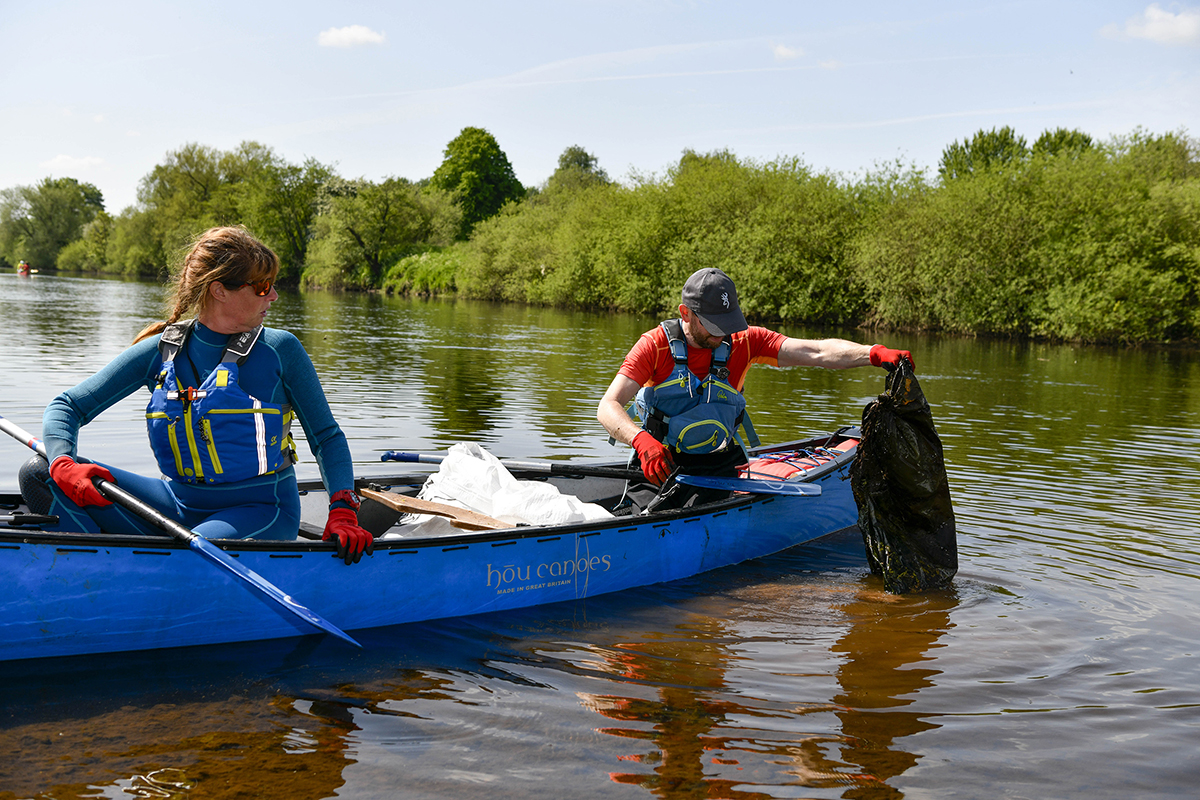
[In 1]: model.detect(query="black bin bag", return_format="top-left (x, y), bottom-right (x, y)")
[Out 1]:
top-left (849, 359), bottom-right (957, 593)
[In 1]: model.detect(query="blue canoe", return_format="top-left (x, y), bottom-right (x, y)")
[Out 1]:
top-left (0, 429), bottom-right (861, 662)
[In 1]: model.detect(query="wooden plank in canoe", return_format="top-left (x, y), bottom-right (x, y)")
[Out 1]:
top-left (359, 488), bottom-right (509, 531)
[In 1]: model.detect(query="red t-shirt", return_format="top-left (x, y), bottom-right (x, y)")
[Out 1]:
top-left (617, 324), bottom-right (787, 392)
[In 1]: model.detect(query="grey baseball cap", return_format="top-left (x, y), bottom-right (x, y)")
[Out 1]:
top-left (681, 268), bottom-right (747, 336)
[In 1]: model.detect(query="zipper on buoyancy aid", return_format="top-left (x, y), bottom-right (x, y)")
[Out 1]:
top-left (200, 416), bottom-right (222, 475)
top-left (165, 414), bottom-right (185, 475)
top-left (182, 401), bottom-right (205, 479)
top-left (676, 419), bottom-right (732, 452)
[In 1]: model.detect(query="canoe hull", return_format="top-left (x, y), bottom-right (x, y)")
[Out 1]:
top-left (0, 435), bottom-right (859, 662)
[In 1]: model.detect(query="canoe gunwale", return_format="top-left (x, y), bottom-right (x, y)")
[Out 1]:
top-left (0, 431), bottom-right (859, 554)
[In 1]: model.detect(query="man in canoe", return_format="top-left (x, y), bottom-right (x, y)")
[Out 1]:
top-left (22, 226), bottom-right (373, 564)
top-left (597, 267), bottom-right (913, 512)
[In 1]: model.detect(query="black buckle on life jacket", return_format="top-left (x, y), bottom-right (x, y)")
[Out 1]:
top-left (645, 410), bottom-right (669, 441)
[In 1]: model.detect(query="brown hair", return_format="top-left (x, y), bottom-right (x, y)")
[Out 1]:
top-left (133, 226), bottom-right (279, 344)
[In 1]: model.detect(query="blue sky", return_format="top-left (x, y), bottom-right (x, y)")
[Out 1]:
top-left (1, 1), bottom-right (1197, 213)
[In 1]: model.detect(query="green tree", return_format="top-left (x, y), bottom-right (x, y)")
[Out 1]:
top-left (105, 207), bottom-right (164, 277)
top-left (459, 148), bottom-right (862, 323)
top-left (137, 143), bottom-right (230, 226)
top-left (0, 187), bottom-right (27, 264)
top-left (0, 177), bottom-right (104, 268)
top-left (56, 210), bottom-right (114, 271)
top-left (108, 141), bottom-right (300, 277)
top-left (429, 127), bottom-right (525, 237)
top-left (852, 167), bottom-right (1044, 335)
top-left (1107, 128), bottom-right (1199, 182)
top-left (110, 142), bottom-right (238, 275)
top-left (543, 145), bottom-right (611, 194)
top-left (853, 129), bottom-right (1200, 342)
top-left (239, 153), bottom-right (336, 283)
top-left (1032, 128), bottom-right (1094, 158)
top-left (938, 126), bottom-right (1029, 181)
top-left (305, 177), bottom-right (435, 287)
top-left (659, 151), bottom-right (860, 323)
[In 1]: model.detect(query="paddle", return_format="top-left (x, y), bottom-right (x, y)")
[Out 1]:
top-left (380, 450), bottom-right (820, 497)
top-left (0, 414), bottom-right (361, 648)
top-left (0, 513), bottom-right (59, 526)
top-left (675, 474), bottom-right (822, 497)
top-left (381, 450), bottom-right (641, 480)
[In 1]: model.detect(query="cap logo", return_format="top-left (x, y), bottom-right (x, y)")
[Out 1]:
top-left (721, 292), bottom-right (730, 309)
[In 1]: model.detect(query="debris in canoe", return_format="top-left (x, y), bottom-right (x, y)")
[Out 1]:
top-left (849, 359), bottom-right (957, 593)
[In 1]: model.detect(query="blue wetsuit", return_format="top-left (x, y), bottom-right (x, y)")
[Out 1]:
top-left (42, 322), bottom-right (355, 540)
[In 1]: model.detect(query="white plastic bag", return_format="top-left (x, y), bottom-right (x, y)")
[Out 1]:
top-left (405, 443), bottom-right (612, 533)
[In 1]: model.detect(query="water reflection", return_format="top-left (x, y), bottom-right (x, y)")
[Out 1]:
top-left (0, 690), bottom-right (357, 799)
top-left (573, 556), bottom-right (954, 797)
top-left (422, 337), bottom-right (506, 442)
top-left (590, 620), bottom-right (745, 797)
top-left (830, 590), bottom-right (953, 799)
top-left (0, 634), bottom-right (451, 799)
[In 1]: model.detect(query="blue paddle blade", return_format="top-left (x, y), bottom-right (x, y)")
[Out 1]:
top-left (675, 474), bottom-right (822, 497)
top-left (185, 535), bottom-right (362, 648)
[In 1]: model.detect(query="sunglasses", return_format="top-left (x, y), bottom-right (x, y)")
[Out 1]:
top-left (224, 279), bottom-right (275, 297)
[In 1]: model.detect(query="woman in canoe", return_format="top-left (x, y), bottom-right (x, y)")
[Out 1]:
top-left (22, 226), bottom-right (373, 564)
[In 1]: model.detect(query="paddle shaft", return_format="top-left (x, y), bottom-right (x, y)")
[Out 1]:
top-left (381, 450), bottom-right (641, 480)
top-left (0, 414), bottom-right (360, 648)
top-left (0, 513), bottom-right (58, 526)
top-left (380, 450), bottom-right (819, 496)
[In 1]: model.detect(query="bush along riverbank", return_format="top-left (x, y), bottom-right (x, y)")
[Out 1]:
top-left (449, 130), bottom-right (1199, 345)
top-left (5, 126), bottom-right (1197, 345)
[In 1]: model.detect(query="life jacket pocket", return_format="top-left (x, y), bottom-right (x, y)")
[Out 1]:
top-left (664, 405), bottom-right (741, 453)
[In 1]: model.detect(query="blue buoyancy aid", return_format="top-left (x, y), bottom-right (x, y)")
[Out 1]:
top-left (633, 319), bottom-right (760, 455)
top-left (146, 321), bottom-right (297, 484)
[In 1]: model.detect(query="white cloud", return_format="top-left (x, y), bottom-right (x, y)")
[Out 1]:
top-left (1102, 3), bottom-right (1200, 45)
top-left (317, 25), bottom-right (386, 48)
top-left (40, 154), bottom-right (104, 171)
top-left (773, 43), bottom-right (802, 60)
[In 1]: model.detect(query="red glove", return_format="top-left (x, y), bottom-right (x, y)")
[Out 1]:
top-left (869, 344), bottom-right (915, 372)
top-left (49, 456), bottom-right (114, 507)
top-left (323, 506), bottom-right (373, 565)
top-left (632, 431), bottom-right (674, 486)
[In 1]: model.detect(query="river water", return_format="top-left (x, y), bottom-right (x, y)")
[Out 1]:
top-left (0, 272), bottom-right (1197, 799)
